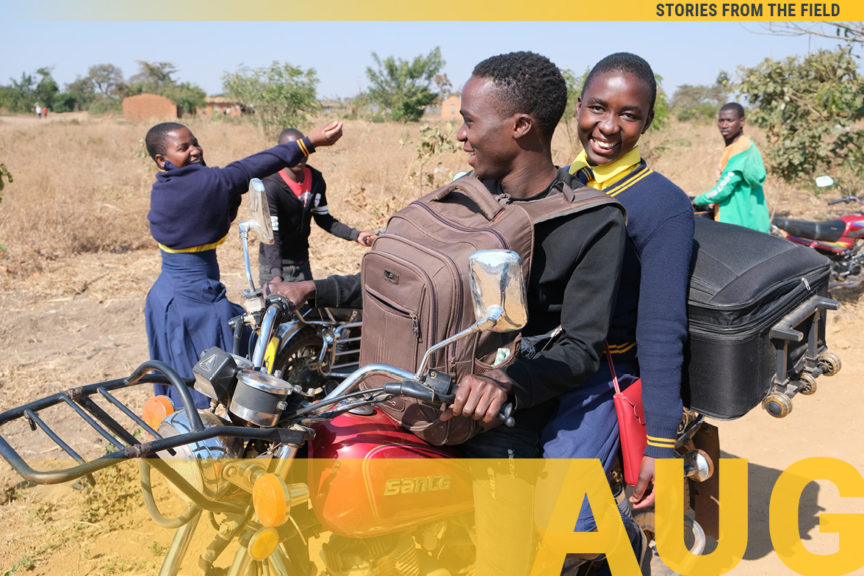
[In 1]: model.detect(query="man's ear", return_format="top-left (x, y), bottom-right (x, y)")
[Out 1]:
top-left (740, 116), bottom-right (746, 129)
top-left (154, 154), bottom-right (166, 169)
top-left (513, 114), bottom-right (535, 140)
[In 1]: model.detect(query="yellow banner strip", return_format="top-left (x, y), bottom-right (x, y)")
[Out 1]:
top-left (19, 0), bottom-right (860, 22)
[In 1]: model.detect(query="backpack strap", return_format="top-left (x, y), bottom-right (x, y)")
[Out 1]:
top-left (430, 175), bottom-right (504, 221)
top-left (519, 180), bottom-right (626, 225)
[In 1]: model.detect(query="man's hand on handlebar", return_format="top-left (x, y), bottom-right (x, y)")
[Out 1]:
top-left (440, 369), bottom-right (514, 425)
top-left (269, 279), bottom-right (316, 308)
top-left (357, 231), bottom-right (377, 247)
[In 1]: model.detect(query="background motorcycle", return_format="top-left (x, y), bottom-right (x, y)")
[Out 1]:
top-left (771, 176), bottom-right (864, 289)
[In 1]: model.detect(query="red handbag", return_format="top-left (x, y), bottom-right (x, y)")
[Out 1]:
top-left (606, 345), bottom-right (647, 486)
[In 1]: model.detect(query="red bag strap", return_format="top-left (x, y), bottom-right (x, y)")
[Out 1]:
top-left (605, 342), bottom-right (621, 395)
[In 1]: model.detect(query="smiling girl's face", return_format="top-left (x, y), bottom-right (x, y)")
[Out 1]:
top-left (576, 70), bottom-right (654, 167)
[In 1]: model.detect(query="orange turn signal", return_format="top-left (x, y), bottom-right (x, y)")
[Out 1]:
top-left (142, 395), bottom-right (174, 432)
top-left (253, 473), bottom-right (289, 528)
top-left (248, 527), bottom-right (280, 561)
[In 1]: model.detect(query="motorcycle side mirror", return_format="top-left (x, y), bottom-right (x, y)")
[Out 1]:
top-left (468, 249), bottom-right (528, 332)
top-left (238, 179), bottom-right (274, 294)
top-left (414, 249), bottom-right (527, 377)
top-left (243, 178), bottom-right (274, 244)
top-left (815, 176), bottom-right (835, 188)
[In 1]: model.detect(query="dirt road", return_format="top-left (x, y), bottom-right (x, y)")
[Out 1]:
top-left (0, 241), bottom-right (862, 575)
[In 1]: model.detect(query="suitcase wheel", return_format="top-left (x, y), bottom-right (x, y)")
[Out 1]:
top-left (817, 352), bottom-right (842, 377)
top-left (762, 392), bottom-right (793, 418)
top-left (796, 373), bottom-right (817, 396)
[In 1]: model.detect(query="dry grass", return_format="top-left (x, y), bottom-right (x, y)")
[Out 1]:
top-left (0, 114), bottom-right (475, 280)
top-left (0, 111), bottom-right (856, 282)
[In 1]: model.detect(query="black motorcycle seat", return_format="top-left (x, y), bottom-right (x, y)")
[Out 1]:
top-left (772, 217), bottom-right (846, 242)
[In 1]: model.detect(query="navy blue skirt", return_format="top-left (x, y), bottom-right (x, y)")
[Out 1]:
top-left (145, 249), bottom-right (246, 408)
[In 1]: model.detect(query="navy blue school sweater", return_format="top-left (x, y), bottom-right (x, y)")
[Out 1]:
top-left (148, 137), bottom-right (314, 251)
top-left (568, 160), bottom-right (694, 458)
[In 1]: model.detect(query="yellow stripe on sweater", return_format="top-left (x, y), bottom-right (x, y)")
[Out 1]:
top-left (158, 235), bottom-right (227, 253)
top-left (605, 167), bottom-right (654, 198)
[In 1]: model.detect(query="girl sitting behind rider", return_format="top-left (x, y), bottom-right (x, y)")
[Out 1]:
top-left (143, 120), bottom-right (342, 408)
top-left (541, 52), bottom-right (694, 573)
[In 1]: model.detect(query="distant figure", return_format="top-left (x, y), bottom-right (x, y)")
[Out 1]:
top-left (35, 102), bottom-right (42, 119)
top-left (259, 128), bottom-right (376, 285)
top-left (42, 106), bottom-right (48, 119)
top-left (692, 102), bottom-right (770, 233)
top-left (142, 120), bottom-right (343, 408)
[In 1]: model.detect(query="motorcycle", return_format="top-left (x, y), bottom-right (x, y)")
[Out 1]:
top-left (0, 180), bottom-right (840, 575)
top-left (771, 176), bottom-right (864, 289)
top-left (0, 248), bottom-right (596, 576)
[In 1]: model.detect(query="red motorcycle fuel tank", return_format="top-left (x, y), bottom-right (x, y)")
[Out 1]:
top-left (308, 409), bottom-right (473, 537)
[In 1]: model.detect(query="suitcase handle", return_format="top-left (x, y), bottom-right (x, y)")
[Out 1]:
top-left (432, 177), bottom-right (504, 221)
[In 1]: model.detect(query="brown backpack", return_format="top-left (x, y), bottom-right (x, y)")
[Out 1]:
top-left (359, 174), bottom-right (620, 445)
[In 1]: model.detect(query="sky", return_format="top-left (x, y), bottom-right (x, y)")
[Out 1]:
top-left (0, 21), bottom-right (849, 100)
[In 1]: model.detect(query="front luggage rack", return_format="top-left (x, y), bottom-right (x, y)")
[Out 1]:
top-left (0, 360), bottom-right (305, 510)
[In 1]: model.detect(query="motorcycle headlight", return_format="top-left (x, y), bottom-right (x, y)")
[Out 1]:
top-left (157, 410), bottom-right (244, 500)
top-left (229, 369), bottom-right (295, 427)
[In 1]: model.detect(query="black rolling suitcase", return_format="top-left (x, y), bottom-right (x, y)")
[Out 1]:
top-left (683, 218), bottom-right (838, 419)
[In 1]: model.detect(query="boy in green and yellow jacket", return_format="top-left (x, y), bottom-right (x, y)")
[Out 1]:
top-left (693, 102), bottom-right (770, 232)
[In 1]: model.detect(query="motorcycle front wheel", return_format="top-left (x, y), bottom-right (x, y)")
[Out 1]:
top-left (272, 329), bottom-right (326, 390)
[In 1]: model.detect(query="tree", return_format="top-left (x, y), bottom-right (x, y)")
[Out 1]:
top-left (365, 47), bottom-right (445, 122)
top-left (55, 75), bottom-right (97, 113)
top-left (0, 72), bottom-right (35, 113)
top-left (670, 73), bottom-right (731, 122)
top-left (87, 63), bottom-right (124, 98)
top-left (737, 46), bottom-right (864, 185)
top-left (129, 61), bottom-right (178, 91)
top-left (34, 68), bottom-right (59, 111)
top-left (764, 22), bottom-right (864, 47)
top-left (222, 61), bottom-right (319, 138)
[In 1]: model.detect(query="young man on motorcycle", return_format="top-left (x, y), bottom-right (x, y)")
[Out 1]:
top-left (271, 51), bottom-right (630, 574)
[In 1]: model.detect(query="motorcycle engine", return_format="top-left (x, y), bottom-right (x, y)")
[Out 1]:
top-left (156, 410), bottom-right (244, 500)
top-left (322, 534), bottom-right (422, 576)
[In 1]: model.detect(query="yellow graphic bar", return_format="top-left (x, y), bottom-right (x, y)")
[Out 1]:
top-left (16, 0), bottom-right (863, 21)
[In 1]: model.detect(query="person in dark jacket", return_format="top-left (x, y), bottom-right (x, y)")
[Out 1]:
top-left (269, 52), bottom-right (631, 575)
top-left (258, 128), bottom-right (376, 285)
top-left (144, 120), bottom-right (342, 408)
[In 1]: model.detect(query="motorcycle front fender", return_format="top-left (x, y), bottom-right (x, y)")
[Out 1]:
top-left (261, 321), bottom-right (308, 374)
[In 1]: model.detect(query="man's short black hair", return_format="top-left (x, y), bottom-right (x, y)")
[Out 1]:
top-left (720, 102), bottom-right (745, 119)
top-left (145, 122), bottom-right (187, 161)
top-left (472, 51), bottom-right (567, 141)
top-left (583, 52), bottom-right (657, 111)
top-left (278, 128), bottom-right (304, 144)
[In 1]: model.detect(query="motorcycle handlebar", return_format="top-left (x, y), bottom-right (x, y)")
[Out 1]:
top-left (383, 381), bottom-right (515, 428)
top-left (827, 196), bottom-right (862, 206)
